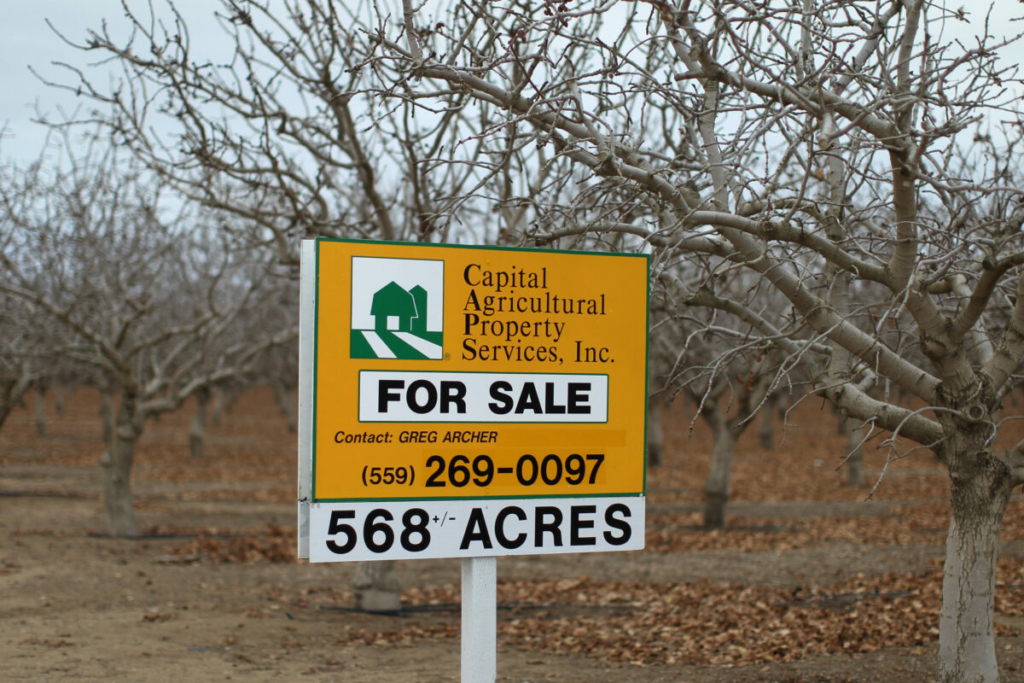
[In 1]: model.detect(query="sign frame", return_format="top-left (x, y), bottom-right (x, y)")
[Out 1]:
top-left (298, 237), bottom-right (649, 561)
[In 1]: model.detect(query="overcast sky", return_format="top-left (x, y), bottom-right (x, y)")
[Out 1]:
top-left (0, 0), bottom-right (221, 163)
top-left (2, 1), bottom-right (1023, 166)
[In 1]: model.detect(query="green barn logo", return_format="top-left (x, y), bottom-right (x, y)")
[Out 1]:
top-left (350, 257), bottom-right (444, 360)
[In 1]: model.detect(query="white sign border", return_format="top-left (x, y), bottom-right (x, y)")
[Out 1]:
top-left (308, 496), bottom-right (645, 563)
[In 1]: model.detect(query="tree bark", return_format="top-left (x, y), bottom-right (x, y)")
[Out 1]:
top-left (100, 393), bottom-right (142, 537)
top-left (54, 384), bottom-right (65, 416)
top-left (271, 380), bottom-right (297, 434)
top-left (759, 397), bottom-right (775, 451)
top-left (353, 560), bottom-right (401, 612)
top-left (211, 386), bottom-right (224, 426)
top-left (225, 385), bottom-right (242, 414)
top-left (100, 387), bottom-right (114, 444)
top-left (703, 410), bottom-right (737, 530)
top-left (845, 418), bottom-right (866, 488)
top-left (646, 397), bottom-right (663, 468)
top-left (938, 458), bottom-right (1013, 683)
top-left (0, 368), bottom-right (33, 432)
top-left (189, 388), bottom-right (210, 459)
top-left (34, 385), bottom-right (46, 437)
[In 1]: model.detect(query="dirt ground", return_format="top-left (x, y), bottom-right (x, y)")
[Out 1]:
top-left (4, 388), bottom-right (1024, 682)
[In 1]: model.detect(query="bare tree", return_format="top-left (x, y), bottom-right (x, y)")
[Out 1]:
top-left (651, 282), bottom-right (787, 528)
top-left (0, 135), bottom-right (293, 536)
top-left (0, 292), bottom-right (50, 432)
top-left (44, 0), bottom-right (516, 604)
top-left (354, 1), bottom-right (1024, 680)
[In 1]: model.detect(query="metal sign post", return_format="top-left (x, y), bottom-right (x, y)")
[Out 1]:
top-left (297, 238), bottom-right (649, 682)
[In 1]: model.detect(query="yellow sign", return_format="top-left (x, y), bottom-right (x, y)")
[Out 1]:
top-left (312, 239), bottom-right (648, 502)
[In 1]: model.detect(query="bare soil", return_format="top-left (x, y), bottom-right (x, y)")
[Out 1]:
top-left (3, 388), bottom-right (1024, 682)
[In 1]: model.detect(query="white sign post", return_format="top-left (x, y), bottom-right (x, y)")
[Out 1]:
top-left (297, 238), bottom-right (649, 682)
top-left (462, 557), bottom-right (497, 683)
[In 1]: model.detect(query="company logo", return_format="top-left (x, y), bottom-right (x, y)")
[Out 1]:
top-left (350, 257), bottom-right (444, 360)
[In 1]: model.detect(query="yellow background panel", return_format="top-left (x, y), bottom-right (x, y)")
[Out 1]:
top-left (312, 240), bottom-right (648, 501)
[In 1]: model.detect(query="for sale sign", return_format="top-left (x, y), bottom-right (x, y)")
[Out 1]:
top-left (297, 239), bottom-right (648, 561)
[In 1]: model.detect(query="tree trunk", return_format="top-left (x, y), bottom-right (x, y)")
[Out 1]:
top-left (0, 401), bottom-right (12, 431)
top-left (34, 385), bottom-right (46, 437)
top-left (189, 388), bottom-right (210, 459)
top-left (845, 418), bottom-right (866, 488)
top-left (0, 369), bottom-right (33, 432)
top-left (758, 398), bottom-right (775, 451)
top-left (938, 459), bottom-right (1012, 683)
top-left (211, 386), bottom-right (224, 426)
top-left (225, 385), bottom-right (242, 414)
top-left (834, 406), bottom-right (847, 435)
top-left (353, 560), bottom-right (401, 612)
top-left (54, 384), bottom-right (65, 416)
top-left (703, 412), bottom-right (737, 530)
top-left (100, 394), bottom-right (142, 537)
top-left (100, 388), bottom-right (114, 444)
top-left (271, 380), bottom-right (297, 433)
top-left (646, 397), bottom-right (663, 468)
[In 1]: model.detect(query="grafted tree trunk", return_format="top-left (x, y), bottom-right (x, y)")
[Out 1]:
top-left (100, 387), bottom-right (114, 443)
top-left (189, 387), bottom-right (210, 459)
top-left (100, 393), bottom-right (142, 537)
top-left (845, 418), bottom-right (865, 487)
top-left (702, 409), bottom-right (737, 530)
top-left (646, 397), bottom-right (663, 468)
top-left (34, 385), bottom-right (46, 437)
top-left (938, 451), bottom-right (1013, 683)
top-left (353, 560), bottom-right (401, 612)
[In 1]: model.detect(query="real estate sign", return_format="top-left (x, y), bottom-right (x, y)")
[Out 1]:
top-left (297, 238), bottom-right (648, 562)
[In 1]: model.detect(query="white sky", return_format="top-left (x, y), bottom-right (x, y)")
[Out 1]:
top-left (1, 1), bottom-right (1023, 165)
top-left (0, 0), bottom-right (222, 162)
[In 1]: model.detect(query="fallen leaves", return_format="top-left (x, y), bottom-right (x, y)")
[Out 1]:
top-left (163, 522), bottom-right (296, 564)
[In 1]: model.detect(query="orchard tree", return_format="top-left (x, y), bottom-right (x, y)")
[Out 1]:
top-left (0, 291), bottom-right (50, 432)
top-left (44, 0), bottom-right (526, 605)
top-left (359, 1), bottom-right (1024, 681)
top-left (0, 135), bottom-right (293, 536)
top-left (650, 273), bottom-right (793, 528)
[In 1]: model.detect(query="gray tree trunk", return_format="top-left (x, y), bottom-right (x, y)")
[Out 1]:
top-left (100, 395), bottom-right (142, 537)
top-left (646, 397), bottom-right (663, 468)
top-left (224, 385), bottom-right (242, 414)
top-left (703, 411), bottom-right (737, 530)
top-left (211, 386), bottom-right (224, 426)
top-left (845, 418), bottom-right (866, 487)
top-left (34, 385), bottom-right (46, 437)
top-left (758, 398), bottom-right (775, 450)
top-left (100, 388), bottom-right (114, 444)
top-left (834, 406), bottom-right (847, 435)
top-left (938, 458), bottom-right (1012, 683)
top-left (0, 369), bottom-right (33, 432)
top-left (353, 560), bottom-right (401, 612)
top-left (54, 384), bottom-right (65, 416)
top-left (271, 380), bottom-right (297, 434)
top-left (189, 388), bottom-right (210, 459)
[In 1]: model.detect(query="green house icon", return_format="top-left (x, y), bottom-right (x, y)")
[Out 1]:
top-left (371, 282), bottom-right (428, 334)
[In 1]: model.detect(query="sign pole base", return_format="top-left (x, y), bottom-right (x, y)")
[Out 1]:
top-left (461, 556), bottom-right (497, 683)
